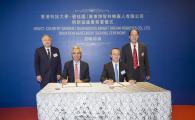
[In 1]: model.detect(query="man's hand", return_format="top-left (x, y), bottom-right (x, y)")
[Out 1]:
top-left (75, 79), bottom-right (83, 83)
top-left (146, 76), bottom-right (150, 80)
top-left (56, 75), bottom-right (61, 80)
top-left (103, 79), bottom-right (114, 85)
top-left (62, 79), bottom-right (68, 85)
top-left (36, 75), bottom-right (42, 82)
top-left (128, 80), bottom-right (136, 85)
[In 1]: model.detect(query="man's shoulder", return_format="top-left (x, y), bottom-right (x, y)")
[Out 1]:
top-left (119, 61), bottom-right (126, 65)
top-left (36, 46), bottom-right (44, 52)
top-left (65, 60), bottom-right (73, 64)
top-left (104, 62), bottom-right (112, 67)
top-left (80, 60), bottom-right (89, 66)
top-left (51, 46), bottom-right (59, 51)
top-left (64, 60), bottom-right (73, 67)
top-left (119, 62), bottom-right (127, 68)
top-left (139, 42), bottom-right (146, 47)
top-left (138, 42), bottom-right (148, 51)
top-left (122, 43), bottom-right (130, 49)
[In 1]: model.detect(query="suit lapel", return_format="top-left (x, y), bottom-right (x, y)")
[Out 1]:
top-left (50, 47), bottom-right (53, 59)
top-left (128, 44), bottom-right (134, 65)
top-left (138, 43), bottom-right (142, 66)
top-left (49, 47), bottom-right (54, 61)
top-left (41, 46), bottom-right (49, 60)
top-left (70, 60), bottom-right (75, 82)
top-left (119, 62), bottom-right (123, 81)
top-left (109, 62), bottom-right (115, 81)
top-left (80, 61), bottom-right (83, 79)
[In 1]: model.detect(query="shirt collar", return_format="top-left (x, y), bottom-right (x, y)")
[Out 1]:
top-left (112, 61), bottom-right (119, 65)
top-left (130, 42), bottom-right (138, 47)
top-left (73, 60), bottom-right (80, 64)
top-left (45, 47), bottom-right (51, 50)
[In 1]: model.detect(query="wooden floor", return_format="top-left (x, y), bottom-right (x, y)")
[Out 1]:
top-left (0, 105), bottom-right (194, 120)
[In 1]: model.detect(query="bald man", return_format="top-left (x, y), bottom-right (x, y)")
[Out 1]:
top-left (34, 35), bottom-right (62, 88)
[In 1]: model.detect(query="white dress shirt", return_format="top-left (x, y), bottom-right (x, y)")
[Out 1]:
top-left (112, 61), bottom-right (119, 81)
top-left (73, 60), bottom-right (80, 79)
top-left (45, 47), bottom-right (51, 58)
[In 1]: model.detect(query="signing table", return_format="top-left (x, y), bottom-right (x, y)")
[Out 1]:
top-left (36, 82), bottom-right (171, 120)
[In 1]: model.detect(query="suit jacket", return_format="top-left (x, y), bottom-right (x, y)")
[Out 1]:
top-left (121, 42), bottom-right (150, 81)
top-left (34, 46), bottom-right (62, 83)
top-left (100, 62), bottom-right (131, 82)
top-left (62, 60), bottom-right (90, 82)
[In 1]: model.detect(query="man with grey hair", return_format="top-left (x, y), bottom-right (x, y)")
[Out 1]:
top-left (34, 34), bottom-right (62, 88)
top-left (62, 46), bottom-right (90, 84)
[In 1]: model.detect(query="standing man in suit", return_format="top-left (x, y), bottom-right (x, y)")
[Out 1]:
top-left (34, 35), bottom-right (62, 88)
top-left (62, 46), bottom-right (90, 84)
top-left (100, 48), bottom-right (134, 85)
top-left (122, 28), bottom-right (150, 82)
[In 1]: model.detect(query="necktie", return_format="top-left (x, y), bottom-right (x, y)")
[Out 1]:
top-left (74, 63), bottom-right (79, 81)
top-left (114, 63), bottom-right (119, 82)
top-left (47, 49), bottom-right (51, 59)
top-left (133, 45), bottom-right (138, 70)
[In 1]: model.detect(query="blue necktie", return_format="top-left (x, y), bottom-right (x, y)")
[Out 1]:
top-left (114, 63), bottom-right (119, 82)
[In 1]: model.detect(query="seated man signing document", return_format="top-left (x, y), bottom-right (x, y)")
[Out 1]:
top-left (62, 46), bottom-right (90, 85)
top-left (100, 48), bottom-right (136, 85)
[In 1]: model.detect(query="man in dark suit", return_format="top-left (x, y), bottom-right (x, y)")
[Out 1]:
top-left (100, 48), bottom-right (134, 85)
top-left (122, 28), bottom-right (150, 82)
top-left (34, 35), bottom-right (62, 88)
top-left (62, 46), bottom-right (90, 84)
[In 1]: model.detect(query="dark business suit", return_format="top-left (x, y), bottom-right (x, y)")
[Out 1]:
top-left (121, 42), bottom-right (150, 82)
top-left (62, 60), bottom-right (90, 82)
top-left (34, 46), bottom-right (62, 88)
top-left (100, 62), bottom-right (131, 83)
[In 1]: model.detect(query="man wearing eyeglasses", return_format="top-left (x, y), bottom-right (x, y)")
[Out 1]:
top-left (61, 46), bottom-right (90, 84)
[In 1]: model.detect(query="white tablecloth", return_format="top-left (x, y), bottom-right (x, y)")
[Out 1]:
top-left (36, 82), bottom-right (171, 120)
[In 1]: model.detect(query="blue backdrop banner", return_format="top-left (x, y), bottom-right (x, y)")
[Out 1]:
top-left (0, 0), bottom-right (195, 107)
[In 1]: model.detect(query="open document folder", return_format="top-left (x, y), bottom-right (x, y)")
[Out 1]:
top-left (61, 82), bottom-right (92, 87)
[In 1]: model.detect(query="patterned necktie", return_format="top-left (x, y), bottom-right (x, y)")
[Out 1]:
top-left (114, 63), bottom-right (119, 82)
top-left (47, 49), bottom-right (51, 59)
top-left (74, 63), bottom-right (79, 81)
top-left (133, 45), bottom-right (138, 70)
